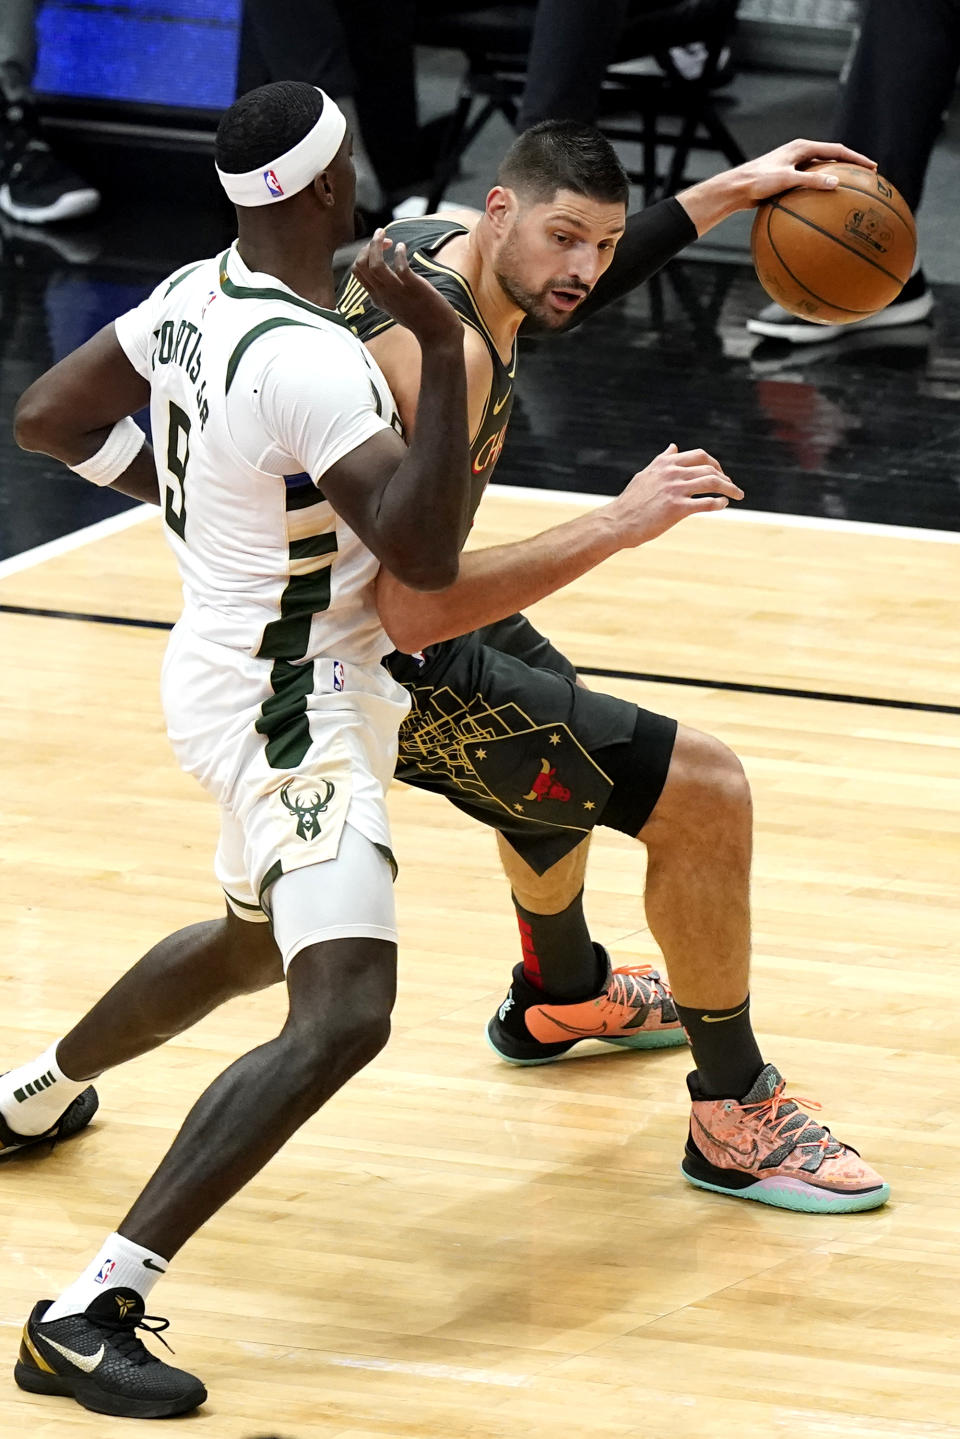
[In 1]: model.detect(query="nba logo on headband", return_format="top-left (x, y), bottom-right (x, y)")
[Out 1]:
top-left (217, 90), bottom-right (347, 208)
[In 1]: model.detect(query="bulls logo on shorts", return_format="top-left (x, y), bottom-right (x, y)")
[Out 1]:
top-left (464, 725), bottom-right (611, 830)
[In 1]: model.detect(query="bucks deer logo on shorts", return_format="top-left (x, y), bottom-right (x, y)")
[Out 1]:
top-left (280, 780), bottom-right (335, 841)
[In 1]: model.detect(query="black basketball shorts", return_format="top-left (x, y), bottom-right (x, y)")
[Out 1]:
top-left (386, 613), bottom-right (677, 875)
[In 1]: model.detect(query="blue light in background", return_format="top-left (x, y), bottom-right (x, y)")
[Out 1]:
top-left (34, 0), bottom-right (242, 110)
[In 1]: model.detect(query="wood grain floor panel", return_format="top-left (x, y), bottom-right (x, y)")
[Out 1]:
top-left (1, 494), bottom-right (958, 1438)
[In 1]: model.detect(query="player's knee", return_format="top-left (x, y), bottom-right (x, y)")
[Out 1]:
top-left (325, 983), bottom-right (394, 1073)
top-left (646, 727), bottom-right (752, 838)
top-left (698, 734), bottom-right (752, 820)
top-left (282, 941), bottom-right (396, 1102)
top-left (498, 832), bottom-right (589, 912)
top-left (287, 1004), bottom-right (391, 1107)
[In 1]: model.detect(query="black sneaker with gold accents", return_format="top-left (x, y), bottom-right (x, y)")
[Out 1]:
top-left (0, 1086), bottom-right (98, 1158)
top-left (15, 1287), bottom-right (207, 1418)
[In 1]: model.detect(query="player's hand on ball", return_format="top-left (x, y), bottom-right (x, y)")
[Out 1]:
top-left (352, 230), bottom-right (462, 346)
top-left (731, 138), bottom-right (877, 207)
top-left (605, 443), bottom-right (743, 546)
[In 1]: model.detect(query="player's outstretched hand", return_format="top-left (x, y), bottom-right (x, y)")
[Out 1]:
top-left (352, 230), bottom-right (462, 346)
top-left (730, 138), bottom-right (877, 206)
top-left (679, 140), bottom-right (879, 234)
top-left (604, 443), bottom-right (743, 547)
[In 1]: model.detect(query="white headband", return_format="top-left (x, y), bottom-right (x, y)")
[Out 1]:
top-left (216, 89), bottom-right (347, 208)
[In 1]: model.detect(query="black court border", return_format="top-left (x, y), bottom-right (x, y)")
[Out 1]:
top-left (2, 602), bottom-right (956, 717)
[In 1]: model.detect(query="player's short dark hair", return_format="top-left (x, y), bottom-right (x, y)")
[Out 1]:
top-left (215, 81), bottom-right (326, 174)
top-left (497, 122), bottom-right (629, 207)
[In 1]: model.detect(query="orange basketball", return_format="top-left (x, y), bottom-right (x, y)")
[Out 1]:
top-left (751, 162), bottom-right (917, 325)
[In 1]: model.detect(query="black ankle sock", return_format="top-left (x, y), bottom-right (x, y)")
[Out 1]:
top-left (512, 889), bottom-right (604, 1001)
top-left (674, 994), bottom-right (765, 1099)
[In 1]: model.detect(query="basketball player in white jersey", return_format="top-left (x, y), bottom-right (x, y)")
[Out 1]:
top-left (6, 81), bottom-right (474, 1418)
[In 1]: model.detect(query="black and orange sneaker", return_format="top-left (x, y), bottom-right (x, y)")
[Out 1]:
top-left (486, 948), bottom-right (686, 1064)
top-left (0, 1086), bottom-right (98, 1159)
top-left (15, 1287), bottom-right (206, 1418)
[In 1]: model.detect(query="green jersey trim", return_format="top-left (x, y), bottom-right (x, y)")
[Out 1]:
top-left (257, 564), bottom-right (334, 661)
top-left (218, 251), bottom-right (349, 326)
top-left (255, 659), bottom-right (315, 768)
top-left (222, 889), bottom-right (264, 914)
top-left (259, 858), bottom-right (284, 907)
top-left (164, 262), bottom-right (205, 297)
top-left (225, 316), bottom-right (313, 395)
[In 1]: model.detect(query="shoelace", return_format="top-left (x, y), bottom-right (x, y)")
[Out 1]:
top-left (98, 1313), bottom-right (175, 1364)
top-left (742, 1085), bottom-right (843, 1160)
top-left (607, 964), bottom-right (669, 1006)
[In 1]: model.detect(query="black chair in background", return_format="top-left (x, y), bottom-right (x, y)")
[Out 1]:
top-left (418, 0), bottom-right (745, 208)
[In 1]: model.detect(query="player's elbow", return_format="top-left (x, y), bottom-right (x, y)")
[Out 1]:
top-left (13, 382), bottom-right (57, 452)
top-left (388, 549), bottom-right (460, 594)
top-left (380, 609), bottom-right (437, 654)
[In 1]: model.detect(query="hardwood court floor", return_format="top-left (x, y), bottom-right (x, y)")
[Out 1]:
top-left (0, 490), bottom-right (958, 1439)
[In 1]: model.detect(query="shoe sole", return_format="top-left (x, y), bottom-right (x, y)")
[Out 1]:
top-left (0, 1086), bottom-right (99, 1158)
top-left (486, 1020), bottom-right (687, 1066)
top-left (14, 1358), bottom-right (207, 1417)
top-left (681, 1162), bottom-right (891, 1213)
top-left (747, 290), bottom-right (934, 345)
top-left (0, 185), bottom-right (100, 224)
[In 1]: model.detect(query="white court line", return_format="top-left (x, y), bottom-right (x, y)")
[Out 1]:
top-left (0, 503), bottom-right (155, 580)
top-left (487, 483), bottom-right (960, 545)
top-left (322, 1353), bottom-right (531, 1388)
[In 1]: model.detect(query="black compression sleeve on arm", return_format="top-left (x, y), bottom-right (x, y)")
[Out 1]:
top-left (566, 196), bottom-right (698, 330)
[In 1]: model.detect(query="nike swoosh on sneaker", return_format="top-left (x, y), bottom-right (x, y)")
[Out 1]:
top-left (531, 1014), bottom-right (617, 1038)
top-left (43, 1337), bottom-right (106, 1373)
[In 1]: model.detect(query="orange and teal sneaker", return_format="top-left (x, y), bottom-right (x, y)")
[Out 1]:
top-left (486, 949), bottom-right (686, 1064)
top-left (682, 1063), bottom-right (890, 1213)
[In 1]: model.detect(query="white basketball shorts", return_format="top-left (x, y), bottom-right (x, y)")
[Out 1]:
top-left (161, 620), bottom-right (409, 923)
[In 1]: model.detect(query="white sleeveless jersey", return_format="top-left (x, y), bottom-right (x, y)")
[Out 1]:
top-left (114, 242), bottom-right (402, 668)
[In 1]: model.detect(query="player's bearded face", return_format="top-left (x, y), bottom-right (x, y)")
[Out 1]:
top-left (494, 220), bottom-right (590, 330)
top-left (493, 198), bottom-right (624, 331)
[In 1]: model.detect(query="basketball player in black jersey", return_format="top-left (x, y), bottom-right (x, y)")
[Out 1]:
top-left (332, 123), bottom-right (889, 1215)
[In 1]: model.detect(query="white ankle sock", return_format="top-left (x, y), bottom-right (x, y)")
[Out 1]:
top-left (43, 1232), bottom-right (169, 1322)
top-left (0, 1041), bottom-right (89, 1136)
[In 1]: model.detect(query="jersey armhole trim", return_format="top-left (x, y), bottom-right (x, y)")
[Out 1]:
top-left (164, 261), bottom-right (206, 297)
top-left (225, 317), bottom-right (315, 395)
top-left (413, 251), bottom-right (499, 351)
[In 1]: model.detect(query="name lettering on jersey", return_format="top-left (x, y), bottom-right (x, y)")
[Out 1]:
top-left (338, 273), bottom-right (369, 324)
top-left (151, 318), bottom-right (210, 430)
top-left (472, 423), bottom-right (508, 475)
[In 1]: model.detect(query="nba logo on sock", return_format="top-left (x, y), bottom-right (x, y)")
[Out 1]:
top-left (333, 660), bottom-right (344, 692)
top-left (263, 168), bottom-right (284, 198)
top-left (95, 1259), bottom-right (116, 1286)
